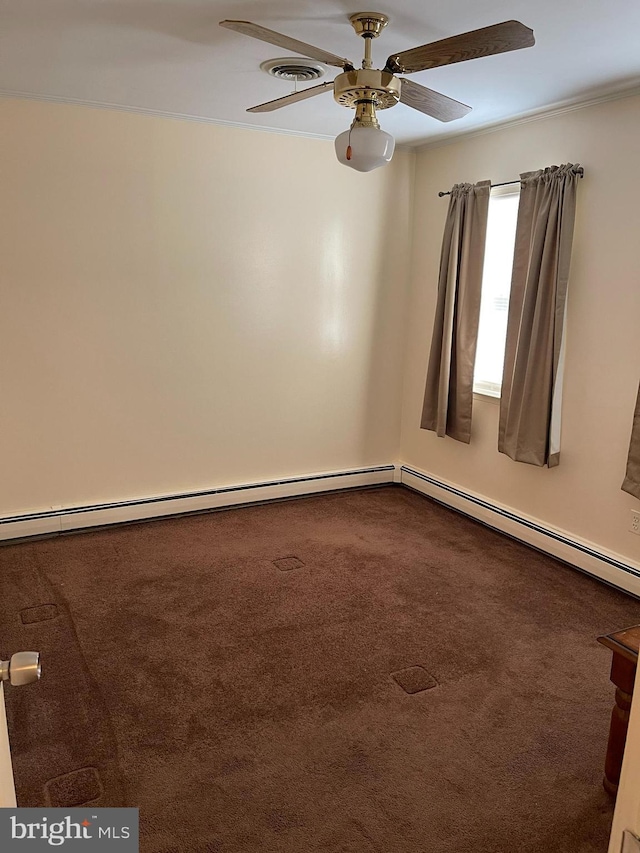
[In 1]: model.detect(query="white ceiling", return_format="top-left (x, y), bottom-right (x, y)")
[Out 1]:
top-left (1, 0), bottom-right (639, 146)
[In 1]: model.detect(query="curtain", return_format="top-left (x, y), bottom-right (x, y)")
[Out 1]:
top-left (622, 382), bottom-right (640, 499)
top-left (499, 164), bottom-right (582, 467)
top-left (420, 180), bottom-right (490, 443)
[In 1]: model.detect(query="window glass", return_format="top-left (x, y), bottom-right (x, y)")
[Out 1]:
top-left (473, 189), bottom-right (520, 397)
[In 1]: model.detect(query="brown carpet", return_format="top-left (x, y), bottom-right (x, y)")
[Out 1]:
top-left (1, 485), bottom-right (639, 852)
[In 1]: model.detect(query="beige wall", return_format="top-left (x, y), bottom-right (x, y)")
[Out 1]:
top-left (401, 93), bottom-right (640, 562)
top-left (0, 99), bottom-right (413, 515)
top-left (3, 92), bottom-right (639, 569)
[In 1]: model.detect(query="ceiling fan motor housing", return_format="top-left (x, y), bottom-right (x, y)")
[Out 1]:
top-left (333, 69), bottom-right (401, 110)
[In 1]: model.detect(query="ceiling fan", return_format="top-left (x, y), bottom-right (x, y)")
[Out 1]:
top-left (219, 12), bottom-right (535, 172)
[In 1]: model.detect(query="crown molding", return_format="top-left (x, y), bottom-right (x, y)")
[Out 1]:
top-left (411, 82), bottom-right (640, 152)
top-left (1, 81), bottom-right (639, 152)
top-left (0, 88), bottom-right (417, 151)
top-left (0, 89), bottom-right (337, 143)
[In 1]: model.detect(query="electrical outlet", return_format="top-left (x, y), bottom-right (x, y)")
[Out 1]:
top-left (631, 510), bottom-right (640, 535)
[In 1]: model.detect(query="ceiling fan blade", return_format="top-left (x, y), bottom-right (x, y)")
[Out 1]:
top-left (247, 81), bottom-right (334, 113)
top-left (385, 20), bottom-right (535, 74)
top-left (400, 78), bottom-right (471, 122)
top-left (220, 20), bottom-right (354, 71)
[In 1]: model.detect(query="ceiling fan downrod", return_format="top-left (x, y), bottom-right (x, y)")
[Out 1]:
top-left (348, 11), bottom-right (389, 69)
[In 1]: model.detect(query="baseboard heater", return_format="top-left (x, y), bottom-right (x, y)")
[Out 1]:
top-left (0, 465), bottom-right (398, 542)
top-left (400, 464), bottom-right (640, 599)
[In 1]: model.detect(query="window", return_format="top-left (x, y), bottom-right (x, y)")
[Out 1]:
top-left (473, 187), bottom-right (520, 398)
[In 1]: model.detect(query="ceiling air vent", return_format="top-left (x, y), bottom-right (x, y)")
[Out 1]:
top-left (260, 57), bottom-right (326, 82)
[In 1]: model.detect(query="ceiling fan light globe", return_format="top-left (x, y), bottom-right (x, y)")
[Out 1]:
top-left (334, 126), bottom-right (395, 172)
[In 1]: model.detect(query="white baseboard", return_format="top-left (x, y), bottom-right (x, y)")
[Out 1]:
top-left (4, 461), bottom-right (639, 600)
top-left (0, 465), bottom-right (398, 542)
top-left (400, 464), bottom-right (640, 598)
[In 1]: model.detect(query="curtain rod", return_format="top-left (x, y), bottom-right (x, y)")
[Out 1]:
top-left (437, 169), bottom-right (584, 197)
